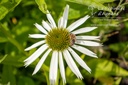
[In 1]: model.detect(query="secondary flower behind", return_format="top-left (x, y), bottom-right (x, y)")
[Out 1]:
top-left (24, 5), bottom-right (101, 85)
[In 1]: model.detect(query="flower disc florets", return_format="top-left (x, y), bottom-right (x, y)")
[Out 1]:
top-left (46, 28), bottom-right (70, 51)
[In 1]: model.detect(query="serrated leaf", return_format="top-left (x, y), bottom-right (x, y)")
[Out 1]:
top-left (66, 0), bottom-right (112, 13)
top-left (0, 0), bottom-right (22, 20)
top-left (35, 0), bottom-right (47, 14)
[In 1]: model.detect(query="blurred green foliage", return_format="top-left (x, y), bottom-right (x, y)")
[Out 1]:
top-left (0, 0), bottom-right (128, 85)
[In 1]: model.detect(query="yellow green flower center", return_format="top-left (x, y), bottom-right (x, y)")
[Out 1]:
top-left (45, 28), bottom-right (70, 51)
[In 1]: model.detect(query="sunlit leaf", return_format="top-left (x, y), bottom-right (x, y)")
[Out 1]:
top-left (35, 0), bottom-right (47, 14)
top-left (114, 77), bottom-right (122, 85)
top-left (66, 0), bottom-right (112, 13)
top-left (88, 59), bottom-right (128, 78)
top-left (0, 6), bottom-right (8, 20)
top-left (67, 3), bottom-right (89, 19)
top-left (0, 0), bottom-right (22, 20)
top-left (96, 0), bottom-right (115, 3)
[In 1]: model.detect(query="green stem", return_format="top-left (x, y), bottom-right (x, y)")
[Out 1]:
top-left (0, 54), bottom-right (7, 63)
top-left (44, 71), bottom-right (50, 85)
top-left (121, 2), bottom-right (128, 6)
top-left (42, 64), bottom-right (50, 85)
top-left (113, 0), bottom-right (124, 17)
top-left (115, 18), bottom-right (128, 24)
top-left (42, 64), bottom-right (49, 72)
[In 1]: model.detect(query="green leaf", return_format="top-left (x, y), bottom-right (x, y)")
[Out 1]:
top-left (88, 59), bottom-right (128, 78)
top-left (35, 0), bottom-right (47, 14)
top-left (0, 6), bottom-right (8, 20)
top-left (109, 42), bottom-right (128, 52)
top-left (96, 0), bottom-right (115, 3)
top-left (18, 76), bottom-right (35, 85)
top-left (0, 23), bottom-right (26, 55)
top-left (0, 0), bottom-right (22, 20)
top-left (67, 3), bottom-right (89, 19)
top-left (114, 77), bottom-right (122, 85)
top-left (2, 65), bottom-right (16, 85)
top-left (1, 55), bottom-right (24, 67)
top-left (98, 76), bottom-right (114, 85)
top-left (66, 0), bottom-right (112, 13)
top-left (0, 36), bottom-right (8, 42)
top-left (66, 67), bottom-right (84, 85)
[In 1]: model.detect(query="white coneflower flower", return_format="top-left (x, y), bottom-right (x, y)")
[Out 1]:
top-left (24, 5), bottom-right (101, 85)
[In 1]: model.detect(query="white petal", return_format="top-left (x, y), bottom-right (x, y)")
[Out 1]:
top-left (49, 51), bottom-right (58, 85)
top-left (68, 47), bottom-right (91, 73)
top-left (25, 40), bottom-right (45, 51)
top-left (58, 17), bottom-right (64, 28)
top-left (34, 23), bottom-right (48, 34)
top-left (76, 36), bottom-right (100, 41)
top-left (29, 34), bottom-right (46, 38)
top-left (72, 27), bottom-right (97, 35)
top-left (42, 20), bottom-right (52, 31)
top-left (46, 11), bottom-right (57, 28)
top-left (45, 21), bottom-right (53, 28)
top-left (24, 44), bottom-right (48, 67)
top-left (62, 5), bottom-right (69, 28)
top-left (63, 50), bottom-right (83, 79)
top-left (59, 51), bottom-right (66, 83)
top-left (32, 49), bottom-right (52, 75)
top-left (76, 40), bottom-right (101, 47)
top-left (72, 45), bottom-right (97, 58)
top-left (67, 15), bottom-right (90, 32)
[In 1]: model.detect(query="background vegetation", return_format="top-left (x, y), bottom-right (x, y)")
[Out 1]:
top-left (0, 0), bottom-right (128, 85)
